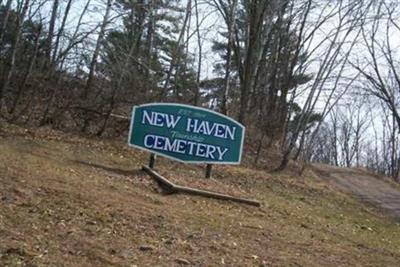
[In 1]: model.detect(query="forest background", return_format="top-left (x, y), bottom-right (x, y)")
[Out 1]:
top-left (1, 0), bottom-right (399, 180)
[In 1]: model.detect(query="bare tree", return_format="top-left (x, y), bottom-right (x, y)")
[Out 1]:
top-left (51, 0), bottom-right (73, 65)
top-left (275, 0), bottom-right (374, 170)
top-left (0, 0), bottom-right (30, 111)
top-left (352, 1), bottom-right (400, 130)
top-left (0, 0), bottom-right (13, 51)
top-left (43, 0), bottom-right (59, 67)
top-left (85, 0), bottom-right (113, 97)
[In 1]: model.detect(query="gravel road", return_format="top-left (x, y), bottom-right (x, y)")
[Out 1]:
top-left (313, 164), bottom-right (400, 220)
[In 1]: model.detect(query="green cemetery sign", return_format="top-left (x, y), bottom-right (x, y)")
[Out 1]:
top-left (128, 103), bottom-right (245, 164)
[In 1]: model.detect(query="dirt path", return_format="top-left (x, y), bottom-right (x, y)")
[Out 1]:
top-left (313, 164), bottom-right (400, 220)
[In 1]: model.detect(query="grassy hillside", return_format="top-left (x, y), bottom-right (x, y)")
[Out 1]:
top-left (0, 123), bottom-right (399, 266)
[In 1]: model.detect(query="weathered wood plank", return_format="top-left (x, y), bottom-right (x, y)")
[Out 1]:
top-left (142, 165), bottom-right (261, 207)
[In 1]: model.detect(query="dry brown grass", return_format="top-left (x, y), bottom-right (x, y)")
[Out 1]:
top-left (0, 123), bottom-right (399, 266)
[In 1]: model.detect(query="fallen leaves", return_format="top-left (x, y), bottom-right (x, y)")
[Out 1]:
top-left (175, 258), bottom-right (191, 265)
top-left (1, 124), bottom-right (400, 267)
top-left (138, 245), bottom-right (155, 252)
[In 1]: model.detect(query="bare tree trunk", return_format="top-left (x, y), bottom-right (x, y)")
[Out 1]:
top-left (97, 3), bottom-right (150, 136)
top-left (80, 0), bottom-right (113, 132)
top-left (9, 24), bottom-right (42, 117)
top-left (391, 112), bottom-right (397, 177)
top-left (96, 90), bottom-right (116, 136)
top-left (255, 133), bottom-right (265, 165)
top-left (85, 0), bottom-right (113, 97)
top-left (193, 0), bottom-right (202, 106)
top-left (54, 0), bottom-right (92, 67)
top-left (238, 1), bottom-right (268, 125)
top-left (332, 112), bottom-right (339, 166)
top-left (144, 0), bottom-right (154, 100)
top-left (0, 0), bottom-right (13, 51)
top-left (220, 0), bottom-right (237, 115)
top-left (161, 0), bottom-right (192, 99)
top-left (275, 0), bottom-right (371, 171)
top-left (0, 0), bottom-right (30, 111)
top-left (52, 0), bottom-right (73, 65)
top-left (44, 0), bottom-right (59, 67)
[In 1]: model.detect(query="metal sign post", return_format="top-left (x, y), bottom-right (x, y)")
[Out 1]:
top-left (205, 164), bottom-right (212, 179)
top-left (149, 153), bottom-right (156, 168)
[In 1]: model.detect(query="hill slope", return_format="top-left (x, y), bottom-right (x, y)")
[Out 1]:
top-left (313, 164), bottom-right (400, 220)
top-left (0, 124), bottom-right (399, 266)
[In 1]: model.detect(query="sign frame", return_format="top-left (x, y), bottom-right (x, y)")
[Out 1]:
top-left (128, 103), bottom-right (245, 165)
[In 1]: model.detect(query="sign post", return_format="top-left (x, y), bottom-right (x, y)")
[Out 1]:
top-left (128, 103), bottom-right (245, 173)
top-left (149, 153), bottom-right (156, 168)
top-left (205, 164), bottom-right (212, 179)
